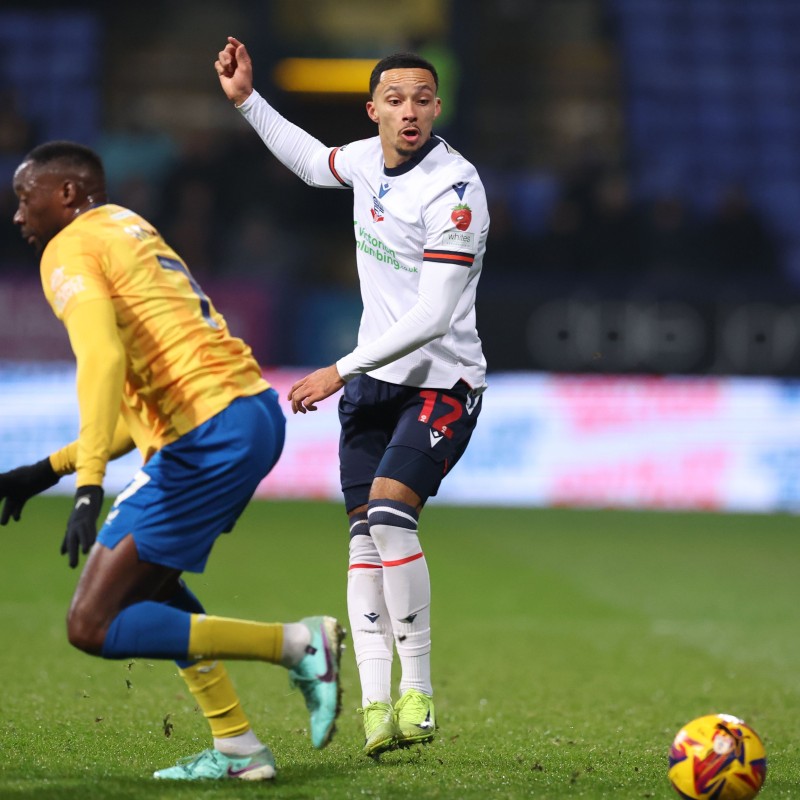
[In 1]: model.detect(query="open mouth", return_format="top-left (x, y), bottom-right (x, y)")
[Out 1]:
top-left (401, 127), bottom-right (421, 143)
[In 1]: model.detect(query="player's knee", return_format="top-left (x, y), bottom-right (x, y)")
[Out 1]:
top-left (367, 498), bottom-right (421, 556)
top-left (66, 602), bottom-right (109, 655)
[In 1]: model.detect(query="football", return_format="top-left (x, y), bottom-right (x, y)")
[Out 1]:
top-left (668, 713), bottom-right (767, 799)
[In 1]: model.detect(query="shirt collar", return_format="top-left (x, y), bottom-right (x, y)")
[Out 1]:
top-left (384, 136), bottom-right (441, 177)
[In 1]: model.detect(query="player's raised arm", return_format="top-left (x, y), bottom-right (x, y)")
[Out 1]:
top-left (215, 36), bottom-right (254, 107)
top-left (216, 36), bottom-right (346, 189)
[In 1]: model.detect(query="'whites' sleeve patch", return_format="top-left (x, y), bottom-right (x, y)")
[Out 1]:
top-left (442, 229), bottom-right (476, 250)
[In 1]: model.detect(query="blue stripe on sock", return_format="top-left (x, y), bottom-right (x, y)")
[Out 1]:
top-left (349, 510), bottom-right (369, 539)
top-left (367, 499), bottom-right (419, 530)
top-left (102, 601), bottom-right (191, 660)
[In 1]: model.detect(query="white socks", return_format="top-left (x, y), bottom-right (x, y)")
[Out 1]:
top-left (348, 512), bottom-right (393, 705)
top-left (279, 621), bottom-right (312, 668)
top-left (347, 501), bottom-right (434, 703)
top-left (214, 728), bottom-right (264, 756)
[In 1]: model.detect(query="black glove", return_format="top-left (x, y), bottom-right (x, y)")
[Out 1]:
top-left (0, 458), bottom-right (60, 525)
top-left (61, 485), bottom-right (104, 569)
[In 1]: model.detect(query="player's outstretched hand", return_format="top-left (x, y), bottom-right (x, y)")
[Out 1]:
top-left (61, 485), bottom-right (104, 569)
top-left (288, 365), bottom-right (345, 414)
top-left (215, 35), bottom-right (254, 107)
top-left (0, 458), bottom-right (60, 525)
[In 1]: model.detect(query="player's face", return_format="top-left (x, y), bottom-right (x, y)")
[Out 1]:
top-left (12, 162), bottom-right (71, 254)
top-left (367, 68), bottom-right (441, 168)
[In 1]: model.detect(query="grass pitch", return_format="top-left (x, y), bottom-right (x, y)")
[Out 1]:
top-left (0, 498), bottom-right (797, 798)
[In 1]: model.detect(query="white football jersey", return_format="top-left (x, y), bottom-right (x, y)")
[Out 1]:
top-left (240, 91), bottom-right (488, 390)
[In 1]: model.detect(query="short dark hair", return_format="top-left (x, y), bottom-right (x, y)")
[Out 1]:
top-left (24, 140), bottom-right (105, 185)
top-left (369, 52), bottom-right (439, 96)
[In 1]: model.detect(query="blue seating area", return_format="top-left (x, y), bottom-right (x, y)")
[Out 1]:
top-left (0, 11), bottom-right (100, 185)
top-left (608, 0), bottom-right (800, 284)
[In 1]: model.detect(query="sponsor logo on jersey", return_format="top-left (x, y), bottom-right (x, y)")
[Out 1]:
top-left (450, 203), bottom-right (472, 231)
top-left (443, 230), bottom-right (475, 249)
top-left (378, 181), bottom-right (391, 198)
top-left (356, 224), bottom-right (418, 273)
top-left (50, 266), bottom-right (86, 313)
top-left (124, 224), bottom-right (156, 241)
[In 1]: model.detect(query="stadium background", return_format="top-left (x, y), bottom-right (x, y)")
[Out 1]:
top-left (2, 0), bottom-right (800, 512)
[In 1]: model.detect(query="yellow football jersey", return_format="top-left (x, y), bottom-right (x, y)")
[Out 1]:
top-left (41, 204), bottom-right (269, 463)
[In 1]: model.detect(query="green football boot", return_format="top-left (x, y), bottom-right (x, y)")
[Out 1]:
top-left (395, 689), bottom-right (436, 747)
top-left (360, 701), bottom-right (399, 757)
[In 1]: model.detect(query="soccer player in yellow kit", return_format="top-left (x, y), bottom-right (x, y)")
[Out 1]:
top-left (1, 141), bottom-right (344, 781)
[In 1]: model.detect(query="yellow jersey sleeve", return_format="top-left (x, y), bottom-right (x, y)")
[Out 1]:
top-left (49, 414), bottom-right (136, 477)
top-left (64, 298), bottom-right (126, 486)
top-left (40, 204), bottom-right (270, 465)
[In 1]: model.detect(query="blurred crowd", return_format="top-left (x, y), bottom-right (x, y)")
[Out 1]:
top-left (487, 158), bottom-right (784, 300)
top-left (0, 109), bottom-right (786, 304)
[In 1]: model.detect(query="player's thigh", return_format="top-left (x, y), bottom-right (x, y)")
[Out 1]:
top-left (338, 376), bottom-right (396, 511)
top-left (376, 381), bottom-right (483, 503)
top-left (70, 535), bottom-right (180, 626)
top-left (99, 389), bottom-right (284, 573)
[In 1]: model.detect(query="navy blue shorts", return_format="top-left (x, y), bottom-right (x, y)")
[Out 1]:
top-left (97, 389), bottom-right (285, 573)
top-left (338, 375), bottom-right (483, 511)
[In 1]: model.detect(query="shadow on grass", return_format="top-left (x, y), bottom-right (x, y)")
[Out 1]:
top-left (0, 746), bottom-right (454, 800)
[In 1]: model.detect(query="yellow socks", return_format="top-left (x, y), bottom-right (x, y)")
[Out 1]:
top-left (179, 660), bottom-right (250, 738)
top-left (180, 616), bottom-right (311, 751)
top-left (187, 614), bottom-right (283, 663)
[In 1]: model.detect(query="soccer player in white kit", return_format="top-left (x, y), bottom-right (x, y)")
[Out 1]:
top-left (216, 37), bottom-right (489, 757)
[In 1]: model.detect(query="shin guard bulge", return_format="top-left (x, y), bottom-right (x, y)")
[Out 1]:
top-left (179, 659), bottom-right (251, 738)
top-left (367, 499), bottom-right (432, 695)
top-left (348, 511), bottom-right (393, 704)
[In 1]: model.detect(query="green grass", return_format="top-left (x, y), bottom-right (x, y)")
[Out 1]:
top-left (0, 498), bottom-right (797, 798)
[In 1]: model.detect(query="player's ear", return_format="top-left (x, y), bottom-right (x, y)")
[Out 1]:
top-left (433, 97), bottom-right (442, 119)
top-left (366, 100), bottom-right (379, 124)
top-left (61, 179), bottom-right (79, 207)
